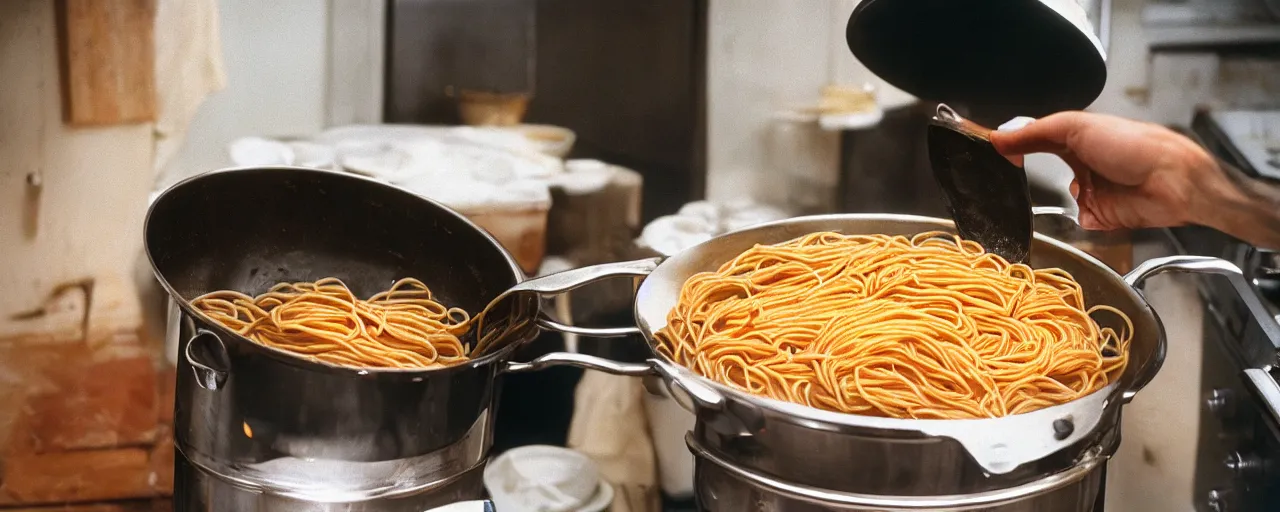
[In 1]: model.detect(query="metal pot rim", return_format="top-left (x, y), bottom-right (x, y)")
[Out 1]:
top-left (145, 165), bottom-right (532, 376)
top-left (635, 213), bottom-right (1147, 423)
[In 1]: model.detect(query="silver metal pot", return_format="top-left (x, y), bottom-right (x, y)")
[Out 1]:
top-left (146, 167), bottom-right (546, 510)
top-left (690, 432), bottom-right (1109, 512)
top-left (504, 214), bottom-right (1257, 497)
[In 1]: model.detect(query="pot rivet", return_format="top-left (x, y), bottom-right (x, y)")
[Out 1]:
top-left (1053, 418), bottom-right (1074, 440)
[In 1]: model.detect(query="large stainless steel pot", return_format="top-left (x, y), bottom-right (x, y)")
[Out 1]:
top-left (502, 214), bottom-right (1256, 498)
top-left (690, 432), bottom-right (1109, 512)
top-left (145, 166), bottom-right (544, 509)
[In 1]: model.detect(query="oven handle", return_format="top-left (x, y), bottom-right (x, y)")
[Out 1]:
top-left (1244, 368), bottom-right (1280, 428)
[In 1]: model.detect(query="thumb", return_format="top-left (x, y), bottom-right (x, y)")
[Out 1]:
top-left (1078, 209), bottom-right (1102, 230)
top-left (993, 117), bottom-right (1035, 167)
top-left (989, 112), bottom-right (1089, 157)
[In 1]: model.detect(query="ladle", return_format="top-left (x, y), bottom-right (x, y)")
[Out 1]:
top-left (927, 103), bottom-right (1036, 263)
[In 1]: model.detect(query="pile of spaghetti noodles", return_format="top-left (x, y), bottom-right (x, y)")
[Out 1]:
top-left (656, 232), bottom-right (1132, 419)
top-left (192, 278), bottom-right (471, 369)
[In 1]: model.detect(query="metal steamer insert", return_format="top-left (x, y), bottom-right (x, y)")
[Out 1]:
top-left (492, 214), bottom-right (1263, 511)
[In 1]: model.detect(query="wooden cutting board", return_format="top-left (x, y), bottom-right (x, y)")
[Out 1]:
top-left (55, 0), bottom-right (157, 126)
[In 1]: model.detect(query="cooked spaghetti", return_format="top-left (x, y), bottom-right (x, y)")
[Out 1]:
top-left (656, 232), bottom-right (1132, 419)
top-left (192, 278), bottom-right (471, 369)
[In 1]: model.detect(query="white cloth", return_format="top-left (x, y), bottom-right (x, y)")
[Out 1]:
top-left (141, 0), bottom-right (226, 365)
top-left (567, 371), bottom-right (659, 512)
top-left (152, 0), bottom-right (226, 177)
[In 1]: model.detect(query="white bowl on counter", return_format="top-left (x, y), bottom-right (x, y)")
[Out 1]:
top-left (510, 124), bottom-right (576, 159)
top-left (483, 445), bottom-right (614, 512)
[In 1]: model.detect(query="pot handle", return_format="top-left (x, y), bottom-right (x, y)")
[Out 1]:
top-left (1120, 255), bottom-right (1255, 402)
top-left (1125, 255), bottom-right (1263, 322)
top-left (505, 351), bottom-right (655, 376)
top-left (1124, 255), bottom-right (1246, 290)
top-left (500, 257), bottom-right (663, 338)
top-left (186, 328), bottom-right (230, 391)
top-left (505, 353), bottom-right (726, 411)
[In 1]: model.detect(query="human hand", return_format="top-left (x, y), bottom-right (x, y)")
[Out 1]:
top-left (988, 111), bottom-right (1220, 231)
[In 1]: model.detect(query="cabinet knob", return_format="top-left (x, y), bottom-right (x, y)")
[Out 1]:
top-left (1224, 451), bottom-right (1266, 480)
top-left (1207, 388), bottom-right (1235, 419)
top-left (1206, 488), bottom-right (1231, 512)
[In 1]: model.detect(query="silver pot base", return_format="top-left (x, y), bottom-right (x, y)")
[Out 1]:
top-left (695, 463), bottom-right (1104, 512)
top-left (173, 449), bottom-right (487, 512)
top-left (690, 434), bottom-right (1106, 512)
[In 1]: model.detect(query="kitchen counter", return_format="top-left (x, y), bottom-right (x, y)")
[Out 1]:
top-left (0, 331), bottom-right (174, 509)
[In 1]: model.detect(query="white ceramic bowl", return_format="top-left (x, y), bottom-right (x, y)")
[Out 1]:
top-left (483, 445), bottom-right (610, 512)
top-left (511, 124), bottom-right (576, 159)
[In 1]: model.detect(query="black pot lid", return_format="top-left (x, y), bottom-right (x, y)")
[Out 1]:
top-left (847, 0), bottom-right (1107, 120)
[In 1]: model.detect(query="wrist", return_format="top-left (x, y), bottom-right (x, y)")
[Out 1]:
top-left (1191, 154), bottom-right (1238, 229)
top-left (1196, 155), bottom-right (1280, 248)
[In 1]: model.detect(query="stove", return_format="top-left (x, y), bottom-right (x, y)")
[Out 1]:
top-left (1196, 110), bottom-right (1280, 180)
top-left (1176, 110), bottom-right (1280, 512)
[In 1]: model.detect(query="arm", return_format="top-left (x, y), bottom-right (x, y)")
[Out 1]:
top-left (1200, 159), bottom-right (1280, 249)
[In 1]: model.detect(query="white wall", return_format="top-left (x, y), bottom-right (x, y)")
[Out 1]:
top-left (0, 0), bottom-right (155, 342)
top-left (704, 0), bottom-right (835, 203)
top-left (158, 0), bottom-right (331, 188)
top-left (0, 0), bottom-right (337, 341)
top-left (704, 0), bottom-right (914, 205)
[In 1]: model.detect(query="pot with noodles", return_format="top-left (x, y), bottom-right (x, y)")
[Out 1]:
top-left (500, 213), bottom-right (1256, 510)
top-left (145, 167), bottom-right (546, 511)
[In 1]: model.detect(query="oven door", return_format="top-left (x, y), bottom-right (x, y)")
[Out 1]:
top-left (1194, 299), bottom-right (1280, 511)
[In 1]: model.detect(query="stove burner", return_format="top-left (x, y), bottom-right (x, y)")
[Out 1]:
top-left (1205, 111), bottom-right (1280, 180)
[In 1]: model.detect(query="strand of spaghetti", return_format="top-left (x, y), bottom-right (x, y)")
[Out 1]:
top-left (656, 231), bottom-right (1133, 419)
top-left (191, 278), bottom-right (471, 370)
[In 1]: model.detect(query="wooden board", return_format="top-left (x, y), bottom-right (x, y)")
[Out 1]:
top-left (0, 339), bottom-right (173, 506)
top-left (0, 445), bottom-right (171, 505)
top-left (55, 0), bottom-right (157, 126)
top-left (3, 501), bottom-right (172, 512)
top-left (6, 356), bottom-right (160, 454)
